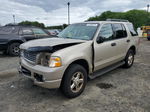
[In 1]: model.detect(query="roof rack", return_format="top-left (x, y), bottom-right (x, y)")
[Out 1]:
top-left (106, 19), bottom-right (129, 22)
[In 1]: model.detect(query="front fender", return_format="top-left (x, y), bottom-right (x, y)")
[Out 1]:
top-left (52, 41), bottom-right (93, 73)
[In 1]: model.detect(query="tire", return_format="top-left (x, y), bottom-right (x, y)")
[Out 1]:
top-left (123, 49), bottom-right (134, 68)
top-left (8, 43), bottom-right (20, 56)
top-left (61, 64), bottom-right (87, 98)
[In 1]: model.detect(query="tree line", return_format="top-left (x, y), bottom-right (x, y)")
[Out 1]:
top-left (18, 21), bottom-right (68, 29)
top-left (87, 9), bottom-right (150, 29)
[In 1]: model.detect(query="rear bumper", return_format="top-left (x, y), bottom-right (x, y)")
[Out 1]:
top-left (19, 58), bottom-right (66, 89)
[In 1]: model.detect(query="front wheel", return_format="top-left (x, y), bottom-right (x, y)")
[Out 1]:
top-left (61, 64), bottom-right (87, 98)
top-left (123, 50), bottom-right (134, 68)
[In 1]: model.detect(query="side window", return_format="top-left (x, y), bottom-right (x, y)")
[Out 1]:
top-left (98, 24), bottom-right (113, 41)
top-left (0, 27), bottom-right (18, 34)
top-left (127, 24), bottom-right (138, 36)
top-left (113, 24), bottom-right (127, 39)
top-left (32, 28), bottom-right (48, 35)
top-left (121, 24), bottom-right (127, 37)
top-left (22, 28), bottom-right (33, 35)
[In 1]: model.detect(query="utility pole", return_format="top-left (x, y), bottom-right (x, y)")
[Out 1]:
top-left (147, 4), bottom-right (150, 13)
top-left (67, 2), bottom-right (70, 25)
top-left (13, 15), bottom-right (15, 24)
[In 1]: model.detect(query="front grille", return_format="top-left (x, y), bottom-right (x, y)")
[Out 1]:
top-left (23, 50), bottom-right (37, 63)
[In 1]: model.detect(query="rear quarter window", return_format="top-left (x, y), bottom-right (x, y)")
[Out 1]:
top-left (0, 26), bottom-right (19, 34)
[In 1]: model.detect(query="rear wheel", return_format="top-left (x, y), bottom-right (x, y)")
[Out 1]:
top-left (123, 49), bottom-right (134, 68)
top-left (8, 43), bottom-right (20, 56)
top-left (61, 64), bottom-right (87, 98)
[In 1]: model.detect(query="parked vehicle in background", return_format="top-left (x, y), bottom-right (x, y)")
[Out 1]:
top-left (19, 19), bottom-right (139, 98)
top-left (147, 30), bottom-right (150, 40)
top-left (141, 26), bottom-right (150, 38)
top-left (46, 29), bottom-right (60, 36)
top-left (0, 25), bottom-right (52, 56)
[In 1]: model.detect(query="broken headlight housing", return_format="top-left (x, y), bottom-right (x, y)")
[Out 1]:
top-left (39, 53), bottom-right (62, 67)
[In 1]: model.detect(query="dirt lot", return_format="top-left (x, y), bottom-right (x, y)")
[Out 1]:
top-left (0, 53), bottom-right (19, 71)
top-left (0, 38), bottom-right (150, 112)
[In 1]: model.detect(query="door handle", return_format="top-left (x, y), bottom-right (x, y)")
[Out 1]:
top-left (127, 39), bottom-right (130, 43)
top-left (111, 43), bottom-right (116, 46)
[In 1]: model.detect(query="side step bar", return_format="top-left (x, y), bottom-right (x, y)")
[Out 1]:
top-left (89, 61), bottom-right (125, 79)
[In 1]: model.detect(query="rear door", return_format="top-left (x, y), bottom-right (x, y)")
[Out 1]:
top-left (111, 23), bottom-right (129, 59)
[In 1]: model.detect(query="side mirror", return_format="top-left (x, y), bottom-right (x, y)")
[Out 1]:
top-left (96, 36), bottom-right (104, 44)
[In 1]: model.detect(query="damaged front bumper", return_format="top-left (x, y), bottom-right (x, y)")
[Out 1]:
top-left (18, 57), bottom-right (65, 89)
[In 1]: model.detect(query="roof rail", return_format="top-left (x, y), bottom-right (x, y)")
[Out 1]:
top-left (106, 19), bottom-right (129, 22)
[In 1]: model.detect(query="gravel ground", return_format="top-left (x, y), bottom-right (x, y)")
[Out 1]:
top-left (0, 52), bottom-right (19, 71)
top-left (0, 38), bottom-right (150, 112)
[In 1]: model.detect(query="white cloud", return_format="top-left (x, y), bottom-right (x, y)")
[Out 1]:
top-left (0, 0), bottom-right (149, 26)
top-left (139, 7), bottom-right (148, 10)
top-left (0, 0), bottom-right (97, 26)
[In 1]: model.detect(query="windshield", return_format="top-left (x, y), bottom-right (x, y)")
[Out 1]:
top-left (58, 23), bottom-right (98, 40)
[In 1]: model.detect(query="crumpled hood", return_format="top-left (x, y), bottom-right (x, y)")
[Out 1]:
top-left (20, 37), bottom-right (86, 50)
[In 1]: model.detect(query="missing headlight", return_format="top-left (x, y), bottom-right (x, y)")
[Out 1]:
top-left (37, 53), bottom-right (51, 66)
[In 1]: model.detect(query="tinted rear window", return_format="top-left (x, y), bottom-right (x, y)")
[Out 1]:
top-left (0, 26), bottom-right (19, 34)
top-left (112, 23), bottom-right (127, 39)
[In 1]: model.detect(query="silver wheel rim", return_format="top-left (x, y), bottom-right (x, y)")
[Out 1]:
top-left (128, 54), bottom-right (133, 65)
top-left (12, 45), bottom-right (19, 54)
top-left (70, 72), bottom-right (84, 93)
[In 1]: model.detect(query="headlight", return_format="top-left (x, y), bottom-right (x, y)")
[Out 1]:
top-left (49, 57), bottom-right (62, 67)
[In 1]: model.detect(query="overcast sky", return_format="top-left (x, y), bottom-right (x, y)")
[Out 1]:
top-left (0, 0), bottom-right (149, 26)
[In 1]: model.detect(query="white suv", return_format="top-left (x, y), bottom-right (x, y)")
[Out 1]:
top-left (19, 19), bottom-right (139, 98)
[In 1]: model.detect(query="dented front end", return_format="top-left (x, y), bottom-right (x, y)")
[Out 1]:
top-left (19, 37), bottom-right (93, 89)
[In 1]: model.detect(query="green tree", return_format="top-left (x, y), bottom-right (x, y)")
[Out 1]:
top-left (18, 21), bottom-right (45, 28)
top-left (88, 10), bottom-right (150, 29)
top-left (46, 24), bottom-right (68, 30)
